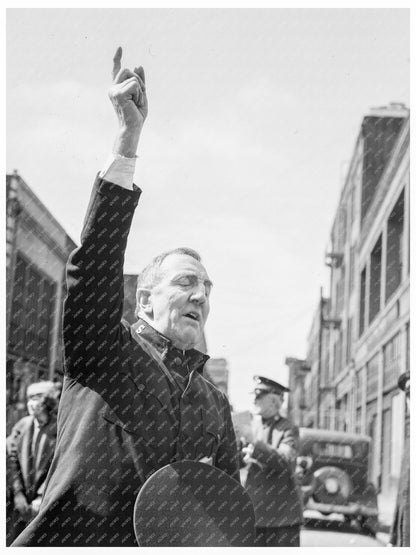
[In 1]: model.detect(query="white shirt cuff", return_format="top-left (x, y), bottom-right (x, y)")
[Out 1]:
top-left (99, 153), bottom-right (137, 190)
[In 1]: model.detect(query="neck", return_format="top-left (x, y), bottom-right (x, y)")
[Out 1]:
top-left (262, 411), bottom-right (280, 421)
top-left (137, 316), bottom-right (197, 351)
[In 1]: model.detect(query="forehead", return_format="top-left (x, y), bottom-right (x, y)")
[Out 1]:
top-left (27, 383), bottom-right (52, 397)
top-left (255, 390), bottom-right (282, 399)
top-left (159, 254), bottom-right (210, 280)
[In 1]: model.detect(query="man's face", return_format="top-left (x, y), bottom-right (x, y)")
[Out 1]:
top-left (252, 391), bottom-right (283, 418)
top-left (147, 254), bottom-right (212, 350)
top-left (26, 383), bottom-right (53, 415)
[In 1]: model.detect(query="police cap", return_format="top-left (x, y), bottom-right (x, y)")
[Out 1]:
top-left (398, 371), bottom-right (410, 393)
top-left (252, 375), bottom-right (290, 396)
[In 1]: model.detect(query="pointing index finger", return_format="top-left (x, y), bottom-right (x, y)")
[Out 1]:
top-left (112, 46), bottom-right (122, 80)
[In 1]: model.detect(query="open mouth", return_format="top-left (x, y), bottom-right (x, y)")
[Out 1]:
top-left (184, 312), bottom-right (200, 322)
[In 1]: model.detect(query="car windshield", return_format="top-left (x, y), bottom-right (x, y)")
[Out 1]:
top-left (312, 442), bottom-right (354, 458)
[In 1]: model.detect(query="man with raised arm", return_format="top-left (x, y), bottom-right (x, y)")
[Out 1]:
top-left (12, 48), bottom-right (239, 547)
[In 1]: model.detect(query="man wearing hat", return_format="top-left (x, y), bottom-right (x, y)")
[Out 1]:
top-left (239, 376), bottom-right (303, 546)
top-left (389, 371), bottom-right (410, 547)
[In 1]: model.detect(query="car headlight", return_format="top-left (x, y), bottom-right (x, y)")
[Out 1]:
top-left (312, 466), bottom-right (352, 505)
top-left (325, 477), bottom-right (339, 494)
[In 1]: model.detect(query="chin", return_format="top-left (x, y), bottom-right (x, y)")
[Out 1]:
top-left (172, 333), bottom-right (200, 351)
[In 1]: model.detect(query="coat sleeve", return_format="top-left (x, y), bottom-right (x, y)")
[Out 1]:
top-left (215, 394), bottom-right (240, 482)
top-left (6, 422), bottom-right (26, 496)
top-left (63, 176), bottom-right (141, 380)
top-left (252, 425), bottom-right (299, 472)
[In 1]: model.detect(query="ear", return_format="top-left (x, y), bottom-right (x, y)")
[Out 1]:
top-left (136, 288), bottom-right (153, 317)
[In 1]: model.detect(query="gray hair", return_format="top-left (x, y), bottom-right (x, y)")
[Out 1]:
top-left (135, 247), bottom-right (201, 318)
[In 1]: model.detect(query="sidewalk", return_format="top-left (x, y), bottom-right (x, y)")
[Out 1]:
top-left (376, 490), bottom-right (396, 545)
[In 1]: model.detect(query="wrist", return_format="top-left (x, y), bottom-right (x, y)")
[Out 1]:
top-left (113, 127), bottom-right (141, 158)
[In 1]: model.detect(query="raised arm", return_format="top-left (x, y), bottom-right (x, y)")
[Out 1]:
top-left (63, 49), bottom-right (147, 380)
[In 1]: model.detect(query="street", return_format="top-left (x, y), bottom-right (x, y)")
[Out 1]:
top-left (301, 517), bottom-right (384, 547)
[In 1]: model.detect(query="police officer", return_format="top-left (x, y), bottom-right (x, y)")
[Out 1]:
top-left (239, 376), bottom-right (303, 546)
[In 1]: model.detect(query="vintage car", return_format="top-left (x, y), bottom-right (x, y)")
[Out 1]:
top-left (296, 428), bottom-right (379, 535)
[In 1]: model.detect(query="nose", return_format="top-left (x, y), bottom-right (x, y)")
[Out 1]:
top-left (190, 281), bottom-right (208, 304)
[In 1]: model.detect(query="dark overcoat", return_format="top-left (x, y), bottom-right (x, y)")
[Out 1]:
top-left (244, 415), bottom-right (303, 528)
top-left (12, 177), bottom-right (239, 547)
top-left (7, 415), bottom-right (57, 504)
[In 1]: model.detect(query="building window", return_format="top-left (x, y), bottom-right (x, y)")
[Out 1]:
top-left (336, 266), bottom-right (345, 315)
top-left (385, 190), bottom-right (404, 302)
top-left (366, 354), bottom-right (379, 399)
top-left (349, 245), bottom-right (355, 295)
top-left (339, 207), bottom-right (347, 249)
top-left (359, 267), bottom-right (367, 335)
top-left (8, 253), bottom-right (56, 367)
top-left (369, 235), bottom-right (382, 323)
top-left (323, 351), bottom-right (330, 386)
top-left (346, 317), bottom-right (353, 363)
top-left (355, 406), bottom-right (362, 434)
top-left (383, 333), bottom-right (401, 391)
top-left (356, 368), bottom-right (363, 408)
top-left (350, 185), bottom-right (356, 228)
top-left (333, 337), bottom-right (342, 377)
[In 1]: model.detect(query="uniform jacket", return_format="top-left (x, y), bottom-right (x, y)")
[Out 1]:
top-left (7, 415), bottom-right (57, 504)
top-left (244, 415), bottom-right (303, 528)
top-left (13, 176), bottom-right (239, 547)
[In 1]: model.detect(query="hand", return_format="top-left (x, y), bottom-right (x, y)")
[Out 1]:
top-left (31, 496), bottom-right (42, 516)
top-left (242, 443), bottom-right (255, 465)
top-left (14, 491), bottom-right (30, 518)
top-left (238, 425), bottom-right (254, 445)
top-left (109, 47), bottom-right (148, 157)
top-left (109, 47), bottom-right (148, 130)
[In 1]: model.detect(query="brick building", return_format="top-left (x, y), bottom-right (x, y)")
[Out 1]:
top-left (6, 172), bottom-right (77, 433)
top-left (286, 103), bottom-right (410, 497)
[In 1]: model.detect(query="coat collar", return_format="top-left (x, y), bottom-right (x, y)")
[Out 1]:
top-left (131, 318), bottom-right (209, 374)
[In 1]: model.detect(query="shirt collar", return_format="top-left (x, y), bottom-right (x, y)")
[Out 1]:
top-left (131, 318), bottom-right (210, 374)
top-left (262, 414), bottom-right (281, 426)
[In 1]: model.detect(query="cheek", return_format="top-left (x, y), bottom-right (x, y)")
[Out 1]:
top-left (165, 297), bottom-right (186, 323)
top-left (154, 292), bottom-right (180, 316)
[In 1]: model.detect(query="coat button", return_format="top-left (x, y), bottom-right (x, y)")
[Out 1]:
top-left (173, 357), bottom-right (182, 366)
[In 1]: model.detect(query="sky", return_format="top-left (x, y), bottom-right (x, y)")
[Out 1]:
top-left (6, 7), bottom-right (410, 411)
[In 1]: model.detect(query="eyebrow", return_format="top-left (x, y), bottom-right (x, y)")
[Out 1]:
top-left (172, 273), bottom-right (213, 288)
